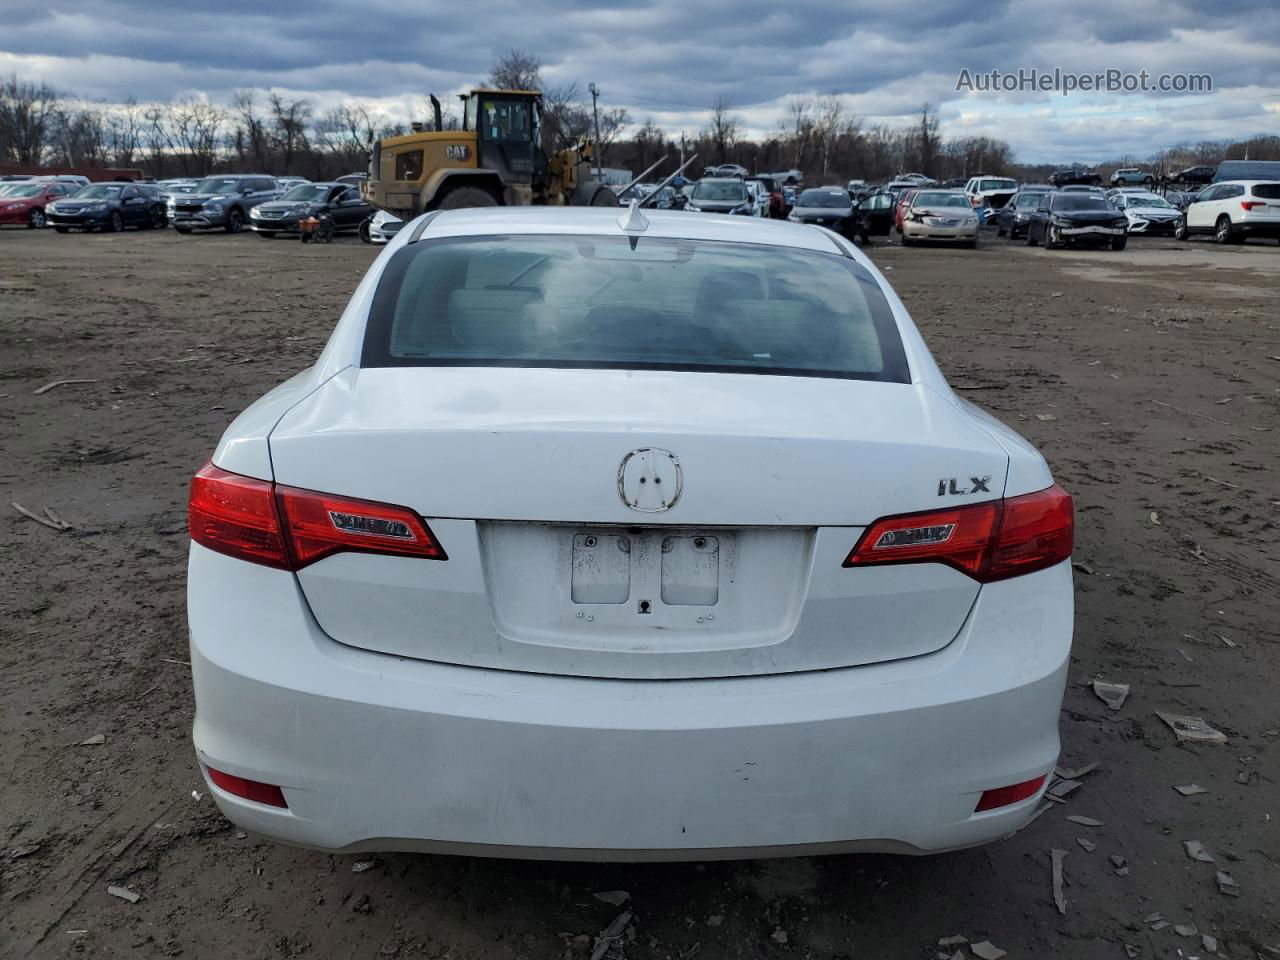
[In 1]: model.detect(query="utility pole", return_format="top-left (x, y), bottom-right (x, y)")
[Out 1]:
top-left (589, 82), bottom-right (602, 176)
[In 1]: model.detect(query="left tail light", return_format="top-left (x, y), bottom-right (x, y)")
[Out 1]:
top-left (844, 484), bottom-right (1073, 583)
top-left (189, 461), bottom-right (447, 570)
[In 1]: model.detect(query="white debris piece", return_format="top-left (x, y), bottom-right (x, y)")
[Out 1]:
top-left (1156, 712), bottom-right (1227, 744)
top-left (1091, 681), bottom-right (1130, 711)
top-left (1183, 840), bottom-right (1215, 863)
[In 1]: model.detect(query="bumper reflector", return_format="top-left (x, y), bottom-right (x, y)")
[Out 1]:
top-left (974, 774), bottom-right (1047, 812)
top-left (206, 765), bottom-right (288, 808)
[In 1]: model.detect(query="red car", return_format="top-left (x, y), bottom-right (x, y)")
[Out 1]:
top-left (0, 180), bottom-right (75, 229)
top-left (894, 188), bottom-right (918, 234)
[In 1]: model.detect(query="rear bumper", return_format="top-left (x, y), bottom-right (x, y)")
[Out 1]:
top-left (189, 545), bottom-right (1072, 860)
top-left (1237, 220), bottom-right (1280, 238)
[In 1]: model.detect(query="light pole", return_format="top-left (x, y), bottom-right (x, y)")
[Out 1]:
top-left (589, 82), bottom-right (601, 176)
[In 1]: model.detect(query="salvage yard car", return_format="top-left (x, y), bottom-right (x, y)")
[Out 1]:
top-left (1108, 191), bottom-right (1184, 236)
top-left (786, 185), bottom-right (859, 237)
top-left (46, 182), bottom-right (167, 233)
top-left (0, 179), bottom-right (75, 228)
top-left (187, 206), bottom-right (1075, 861)
top-left (169, 174), bottom-right (280, 233)
top-left (248, 182), bottom-right (372, 239)
top-left (963, 176), bottom-right (1018, 212)
top-left (684, 177), bottom-right (754, 214)
top-left (1026, 192), bottom-right (1128, 249)
top-left (994, 186), bottom-right (1053, 240)
top-left (901, 189), bottom-right (979, 247)
top-left (1178, 180), bottom-right (1280, 243)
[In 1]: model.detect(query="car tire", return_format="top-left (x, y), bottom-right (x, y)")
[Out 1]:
top-left (1214, 215), bottom-right (1233, 244)
top-left (358, 219), bottom-right (372, 243)
top-left (438, 186), bottom-right (499, 210)
top-left (900, 234), bottom-right (913, 246)
top-left (107, 212), bottom-right (124, 233)
top-left (54, 226), bottom-right (69, 234)
top-left (257, 231), bottom-right (277, 239)
top-left (29, 209), bottom-right (46, 229)
top-left (1026, 226), bottom-right (1039, 246)
top-left (150, 209), bottom-right (167, 229)
top-left (1175, 220), bottom-right (1188, 241)
top-left (225, 208), bottom-right (246, 233)
top-left (1111, 237), bottom-right (1127, 251)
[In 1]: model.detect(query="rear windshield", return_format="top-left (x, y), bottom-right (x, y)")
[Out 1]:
top-left (1053, 195), bottom-right (1109, 211)
top-left (797, 189), bottom-right (849, 208)
top-left (1251, 183), bottom-right (1280, 199)
top-left (363, 234), bottom-right (910, 382)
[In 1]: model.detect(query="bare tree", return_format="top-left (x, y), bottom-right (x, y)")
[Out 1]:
top-left (170, 99), bottom-right (225, 175)
top-left (916, 102), bottom-right (940, 176)
top-left (49, 102), bottom-right (108, 166)
top-left (232, 90), bottom-right (271, 171)
top-left (541, 82), bottom-right (590, 151)
top-left (488, 49), bottom-right (543, 92)
top-left (707, 96), bottom-right (738, 164)
top-left (107, 98), bottom-right (144, 167)
top-left (783, 97), bottom-right (812, 169)
top-left (812, 95), bottom-right (845, 177)
top-left (268, 92), bottom-right (311, 174)
top-left (0, 74), bottom-right (60, 164)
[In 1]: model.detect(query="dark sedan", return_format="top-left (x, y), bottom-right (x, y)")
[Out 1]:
top-left (1173, 165), bottom-right (1215, 186)
top-left (786, 186), bottom-right (864, 239)
top-left (1049, 169), bottom-right (1102, 187)
top-left (995, 186), bottom-right (1053, 239)
top-left (46, 182), bottom-right (167, 233)
top-left (248, 182), bottom-right (372, 238)
top-left (684, 178), bottom-right (754, 215)
top-left (1026, 192), bottom-right (1128, 250)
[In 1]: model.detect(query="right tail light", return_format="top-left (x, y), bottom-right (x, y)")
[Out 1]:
top-left (844, 485), bottom-right (1074, 583)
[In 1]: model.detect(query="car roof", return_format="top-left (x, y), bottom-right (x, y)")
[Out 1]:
top-left (415, 207), bottom-right (848, 255)
top-left (1211, 179), bottom-right (1280, 186)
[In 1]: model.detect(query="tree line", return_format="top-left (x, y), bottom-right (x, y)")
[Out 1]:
top-left (3, 65), bottom-right (1276, 186)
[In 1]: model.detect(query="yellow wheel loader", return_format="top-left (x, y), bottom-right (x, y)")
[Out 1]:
top-left (361, 89), bottom-right (619, 216)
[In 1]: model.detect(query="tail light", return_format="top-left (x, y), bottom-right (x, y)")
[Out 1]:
top-left (1241, 200), bottom-right (1263, 211)
top-left (189, 461), bottom-right (446, 570)
top-left (206, 765), bottom-right (288, 808)
top-left (975, 774), bottom-right (1047, 812)
top-left (844, 485), bottom-right (1073, 583)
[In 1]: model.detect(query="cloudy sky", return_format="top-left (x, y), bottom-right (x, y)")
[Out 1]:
top-left (2, 0), bottom-right (1277, 162)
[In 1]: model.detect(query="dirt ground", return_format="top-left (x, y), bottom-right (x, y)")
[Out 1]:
top-left (2, 223), bottom-right (1277, 960)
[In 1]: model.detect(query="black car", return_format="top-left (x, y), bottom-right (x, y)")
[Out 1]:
top-left (46, 182), bottom-right (167, 233)
top-left (1048, 168), bottom-right (1102, 187)
top-left (1172, 165), bottom-right (1215, 186)
top-left (853, 191), bottom-right (895, 237)
top-left (786, 186), bottom-right (864, 239)
top-left (995, 186), bottom-right (1054, 239)
top-left (940, 178), bottom-right (967, 188)
top-left (249, 182), bottom-right (373, 238)
top-left (1026, 192), bottom-right (1128, 250)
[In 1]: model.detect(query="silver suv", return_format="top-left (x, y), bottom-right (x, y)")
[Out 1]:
top-left (169, 175), bottom-right (280, 233)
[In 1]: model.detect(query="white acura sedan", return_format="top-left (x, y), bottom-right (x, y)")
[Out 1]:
top-left (188, 205), bottom-right (1074, 860)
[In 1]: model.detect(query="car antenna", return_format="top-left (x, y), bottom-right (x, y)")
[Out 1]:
top-left (617, 198), bottom-right (648, 234)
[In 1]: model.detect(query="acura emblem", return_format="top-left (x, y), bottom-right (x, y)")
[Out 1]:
top-left (617, 448), bottom-right (682, 512)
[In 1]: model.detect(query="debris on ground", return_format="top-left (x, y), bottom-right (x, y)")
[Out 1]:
top-left (351, 858), bottom-right (380, 874)
top-left (1091, 680), bottom-right (1130, 711)
top-left (1215, 871), bottom-right (1239, 897)
top-left (73, 733), bottom-right (106, 746)
top-left (351, 894), bottom-right (372, 913)
top-left (1236, 770), bottom-right (1259, 786)
top-left (1156, 712), bottom-right (1227, 744)
top-left (593, 890), bottom-right (630, 907)
top-left (33, 378), bottom-right (98, 395)
top-left (11, 502), bottom-right (74, 531)
top-left (1173, 924), bottom-right (1198, 937)
top-left (9, 842), bottom-right (42, 860)
top-left (1201, 934), bottom-right (1219, 953)
top-left (938, 934), bottom-right (968, 946)
top-left (1066, 815), bottom-right (1104, 827)
top-left (1054, 760), bottom-right (1100, 781)
top-left (970, 940), bottom-right (1007, 960)
top-left (706, 915), bottom-right (723, 928)
top-left (1035, 413), bottom-right (1057, 421)
top-left (1149, 511), bottom-right (1161, 524)
top-left (1048, 779), bottom-right (1082, 799)
top-left (1123, 944), bottom-right (1139, 958)
top-left (1174, 783), bottom-right (1209, 796)
top-left (1184, 840), bottom-right (1215, 863)
top-left (1075, 838), bottom-right (1096, 852)
top-left (107, 885), bottom-right (141, 904)
top-left (190, 790), bottom-right (203, 802)
top-left (590, 911), bottom-right (633, 960)
top-left (1017, 803), bottom-right (1053, 832)
top-left (770, 929), bottom-right (788, 944)
top-left (1051, 849), bottom-right (1068, 915)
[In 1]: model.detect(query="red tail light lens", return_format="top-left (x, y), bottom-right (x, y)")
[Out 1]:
top-left (974, 774), bottom-right (1047, 812)
top-left (276, 485), bottom-right (447, 566)
top-left (844, 485), bottom-right (1073, 583)
top-left (1241, 200), bottom-right (1262, 211)
top-left (189, 463), bottom-right (290, 569)
top-left (206, 765), bottom-right (288, 808)
top-left (189, 461), bottom-right (446, 570)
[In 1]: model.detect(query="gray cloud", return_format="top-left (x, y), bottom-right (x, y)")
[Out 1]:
top-left (3, 0), bottom-right (1277, 162)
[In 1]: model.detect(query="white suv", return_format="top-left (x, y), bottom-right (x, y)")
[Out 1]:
top-left (1179, 180), bottom-right (1280, 243)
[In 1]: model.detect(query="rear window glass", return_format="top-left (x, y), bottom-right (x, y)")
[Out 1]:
top-left (1251, 183), bottom-right (1280, 199)
top-left (363, 235), bottom-right (910, 383)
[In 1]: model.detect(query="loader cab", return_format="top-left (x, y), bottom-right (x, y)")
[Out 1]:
top-left (461, 90), bottom-right (543, 187)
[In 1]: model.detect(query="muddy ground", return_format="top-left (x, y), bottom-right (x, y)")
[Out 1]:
top-left (1, 224), bottom-right (1277, 960)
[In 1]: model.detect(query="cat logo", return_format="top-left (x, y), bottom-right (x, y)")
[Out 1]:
top-left (446, 144), bottom-right (472, 162)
